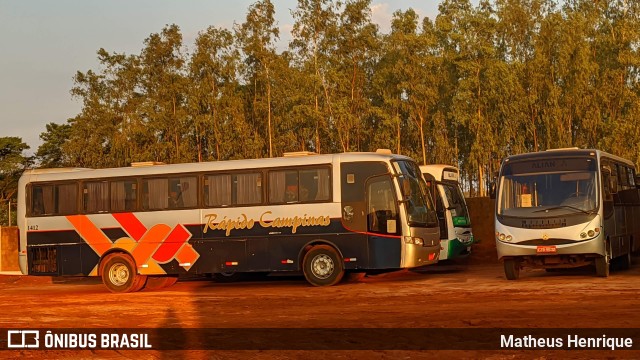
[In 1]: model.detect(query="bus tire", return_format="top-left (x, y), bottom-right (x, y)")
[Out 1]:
top-left (144, 276), bottom-right (178, 290)
top-left (619, 241), bottom-right (632, 270)
top-left (212, 272), bottom-right (244, 282)
top-left (595, 255), bottom-right (610, 277)
top-left (303, 245), bottom-right (344, 286)
top-left (101, 253), bottom-right (147, 293)
top-left (503, 259), bottom-right (520, 280)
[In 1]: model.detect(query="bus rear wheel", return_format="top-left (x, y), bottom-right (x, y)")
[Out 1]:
top-left (503, 259), bottom-right (520, 280)
top-left (618, 241), bottom-right (632, 270)
top-left (303, 245), bottom-right (344, 286)
top-left (595, 255), bottom-right (610, 277)
top-left (101, 253), bottom-right (147, 293)
top-left (212, 272), bottom-right (244, 283)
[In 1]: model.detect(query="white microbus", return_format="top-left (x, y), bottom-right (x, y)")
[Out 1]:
top-left (18, 151), bottom-right (440, 292)
top-left (493, 148), bottom-right (640, 279)
top-left (420, 165), bottom-right (474, 260)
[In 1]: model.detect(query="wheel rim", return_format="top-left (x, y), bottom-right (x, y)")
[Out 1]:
top-left (311, 254), bottom-right (334, 279)
top-left (108, 262), bottom-right (130, 286)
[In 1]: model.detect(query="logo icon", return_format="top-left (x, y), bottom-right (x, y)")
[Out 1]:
top-left (7, 330), bottom-right (39, 348)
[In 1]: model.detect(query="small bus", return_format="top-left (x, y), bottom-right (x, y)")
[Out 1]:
top-left (420, 165), bottom-right (474, 260)
top-left (17, 151), bottom-right (440, 292)
top-left (493, 148), bottom-right (640, 279)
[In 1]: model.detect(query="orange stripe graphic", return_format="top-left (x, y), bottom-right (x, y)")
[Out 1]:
top-left (131, 224), bottom-right (171, 265)
top-left (66, 215), bottom-right (112, 255)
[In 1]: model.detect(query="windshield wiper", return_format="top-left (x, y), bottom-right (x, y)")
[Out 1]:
top-left (532, 205), bottom-right (593, 215)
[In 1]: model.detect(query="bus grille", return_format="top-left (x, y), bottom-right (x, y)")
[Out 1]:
top-left (30, 246), bottom-right (57, 274)
top-left (521, 218), bottom-right (567, 229)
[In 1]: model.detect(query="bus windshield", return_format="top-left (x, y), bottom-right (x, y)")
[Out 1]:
top-left (498, 157), bottom-right (598, 218)
top-left (393, 160), bottom-right (437, 227)
top-left (442, 182), bottom-right (469, 225)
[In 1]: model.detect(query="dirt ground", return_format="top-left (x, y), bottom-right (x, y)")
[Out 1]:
top-left (3, 198), bottom-right (639, 358)
top-left (2, 249), bottom-right (640, 359)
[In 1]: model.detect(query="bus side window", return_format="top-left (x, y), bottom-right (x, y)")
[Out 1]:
top-left (602, 168), bottom-right (613, 202)
top-left (142, 178), bottom-right (169, 210)
top-left (235, 173), bottom-right (263, 205)
top-left (83, 181), bottom-right (109, 213)
top-left (627, 167), bottom-right (635, 188)
top-left (31, 186), bottom-right (48, 216)
top-left (204, 174), bottom-right (232, 207)
top-left (269, 170), bottom-right (298, 203)
top-left (111, 180), bottom-right (137, 212)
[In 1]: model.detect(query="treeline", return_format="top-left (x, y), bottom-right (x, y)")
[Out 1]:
top-left (30, 0), bottom-right (640, 197)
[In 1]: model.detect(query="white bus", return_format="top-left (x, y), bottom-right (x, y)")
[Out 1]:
top-left (420, 165), bottom-right (474, 260)
top-left (17, 151), bottom-right (440, 292)
top-left (493, 148), bottom-right (640, 279)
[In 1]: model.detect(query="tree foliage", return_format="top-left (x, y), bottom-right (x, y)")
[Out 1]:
top-left (33, 0), bottom-right (640, 196)
top-left (0, 137), bottom-right (31, 225)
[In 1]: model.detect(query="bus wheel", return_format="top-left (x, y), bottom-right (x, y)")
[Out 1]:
top-left (101, 253), bottom-right (147, 293)
top-left (144, 276), bottom-right (178, 290)
top-left (303, 245), bottom-right (344, 286)
top-left (503, 259), bottom-right (520, 280)
top-left (212, 272), bottom-right (244, 283)
top-left (619, 243), bottom-right (632, 270)
top-left (595, 255), bottom-right (610, 277)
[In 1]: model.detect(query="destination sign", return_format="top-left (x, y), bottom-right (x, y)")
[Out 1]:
top-left (504, 157), bottom-right (596, 175)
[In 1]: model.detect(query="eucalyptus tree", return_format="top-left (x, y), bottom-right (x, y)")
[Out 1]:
top-left (66, 69), bottom-right (116, 168)
top-left (494, 0), bottom-right (554, 154)
top-left (138, 24), bottom-right (189, 163)
top-left (590, 0), bottom-right (640, 164)
top-left (290, 0), bottom-right (341, 153)
top-left (371, 9), bottom-right (417, 158)
top-left (437, 0), bottom-right (500, 195)
top-left (330, 0), bottom-right (379, 152)
top-left (187, 26), bottom-right (256, 161)
top-left (236, 0), bottom-right (280, 158)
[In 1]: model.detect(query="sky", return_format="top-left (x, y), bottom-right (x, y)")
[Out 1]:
top-left (0, 0), bottom-right (442, 155)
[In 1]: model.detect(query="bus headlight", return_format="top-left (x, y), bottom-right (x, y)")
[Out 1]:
top-left (505, 235), bottom-right (512, 242)
top-left (404, 236), bottom-right (425, 246)
top-left (580, 232), bottom-right (587, 239)
top-left (587, 230), bottom-right (595, 237)
top-left (498, 233), bottom-right (506, 241)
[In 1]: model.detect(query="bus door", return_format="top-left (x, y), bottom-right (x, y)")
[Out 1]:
top-left (341, 162), bottom-right (399, 269)
top-left (423, 174), bottom-right (447, 240)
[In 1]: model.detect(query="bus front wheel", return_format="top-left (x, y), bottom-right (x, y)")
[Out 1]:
top-left (595, 255), bottom-right (610, 277)
top-left (303, 245), bottom-right (345, 286)
top-left (144, 275), bottom-right (178, 290)
top-left (503, 259), bottom-right (520, 280)
top-left (101, 253), bottom-right (147, 293)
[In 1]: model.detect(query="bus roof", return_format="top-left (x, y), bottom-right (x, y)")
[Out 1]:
top-left (420, 164), bottom-right (460, 182)
top-left (21, 152), bottom-right (414, 183)
top-left (503, 149), bottom-right (635, 168)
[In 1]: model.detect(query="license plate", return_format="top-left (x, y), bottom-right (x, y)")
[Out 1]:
top-left (537, 245), bottom-right (557, 254)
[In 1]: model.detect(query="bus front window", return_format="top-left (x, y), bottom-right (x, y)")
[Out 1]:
top-left (498, 157), bottom-right (598, 218)
top-left (393, 161), bottom-right (438, 227)
top-left (442, 183), bottom-right (470, 226)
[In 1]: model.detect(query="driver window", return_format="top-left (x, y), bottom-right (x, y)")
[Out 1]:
top-left (367, 176), bottom-right (398, 234)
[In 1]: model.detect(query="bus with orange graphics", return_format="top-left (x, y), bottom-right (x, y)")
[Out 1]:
top-left (17, 151), bottom-right (440, 292)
